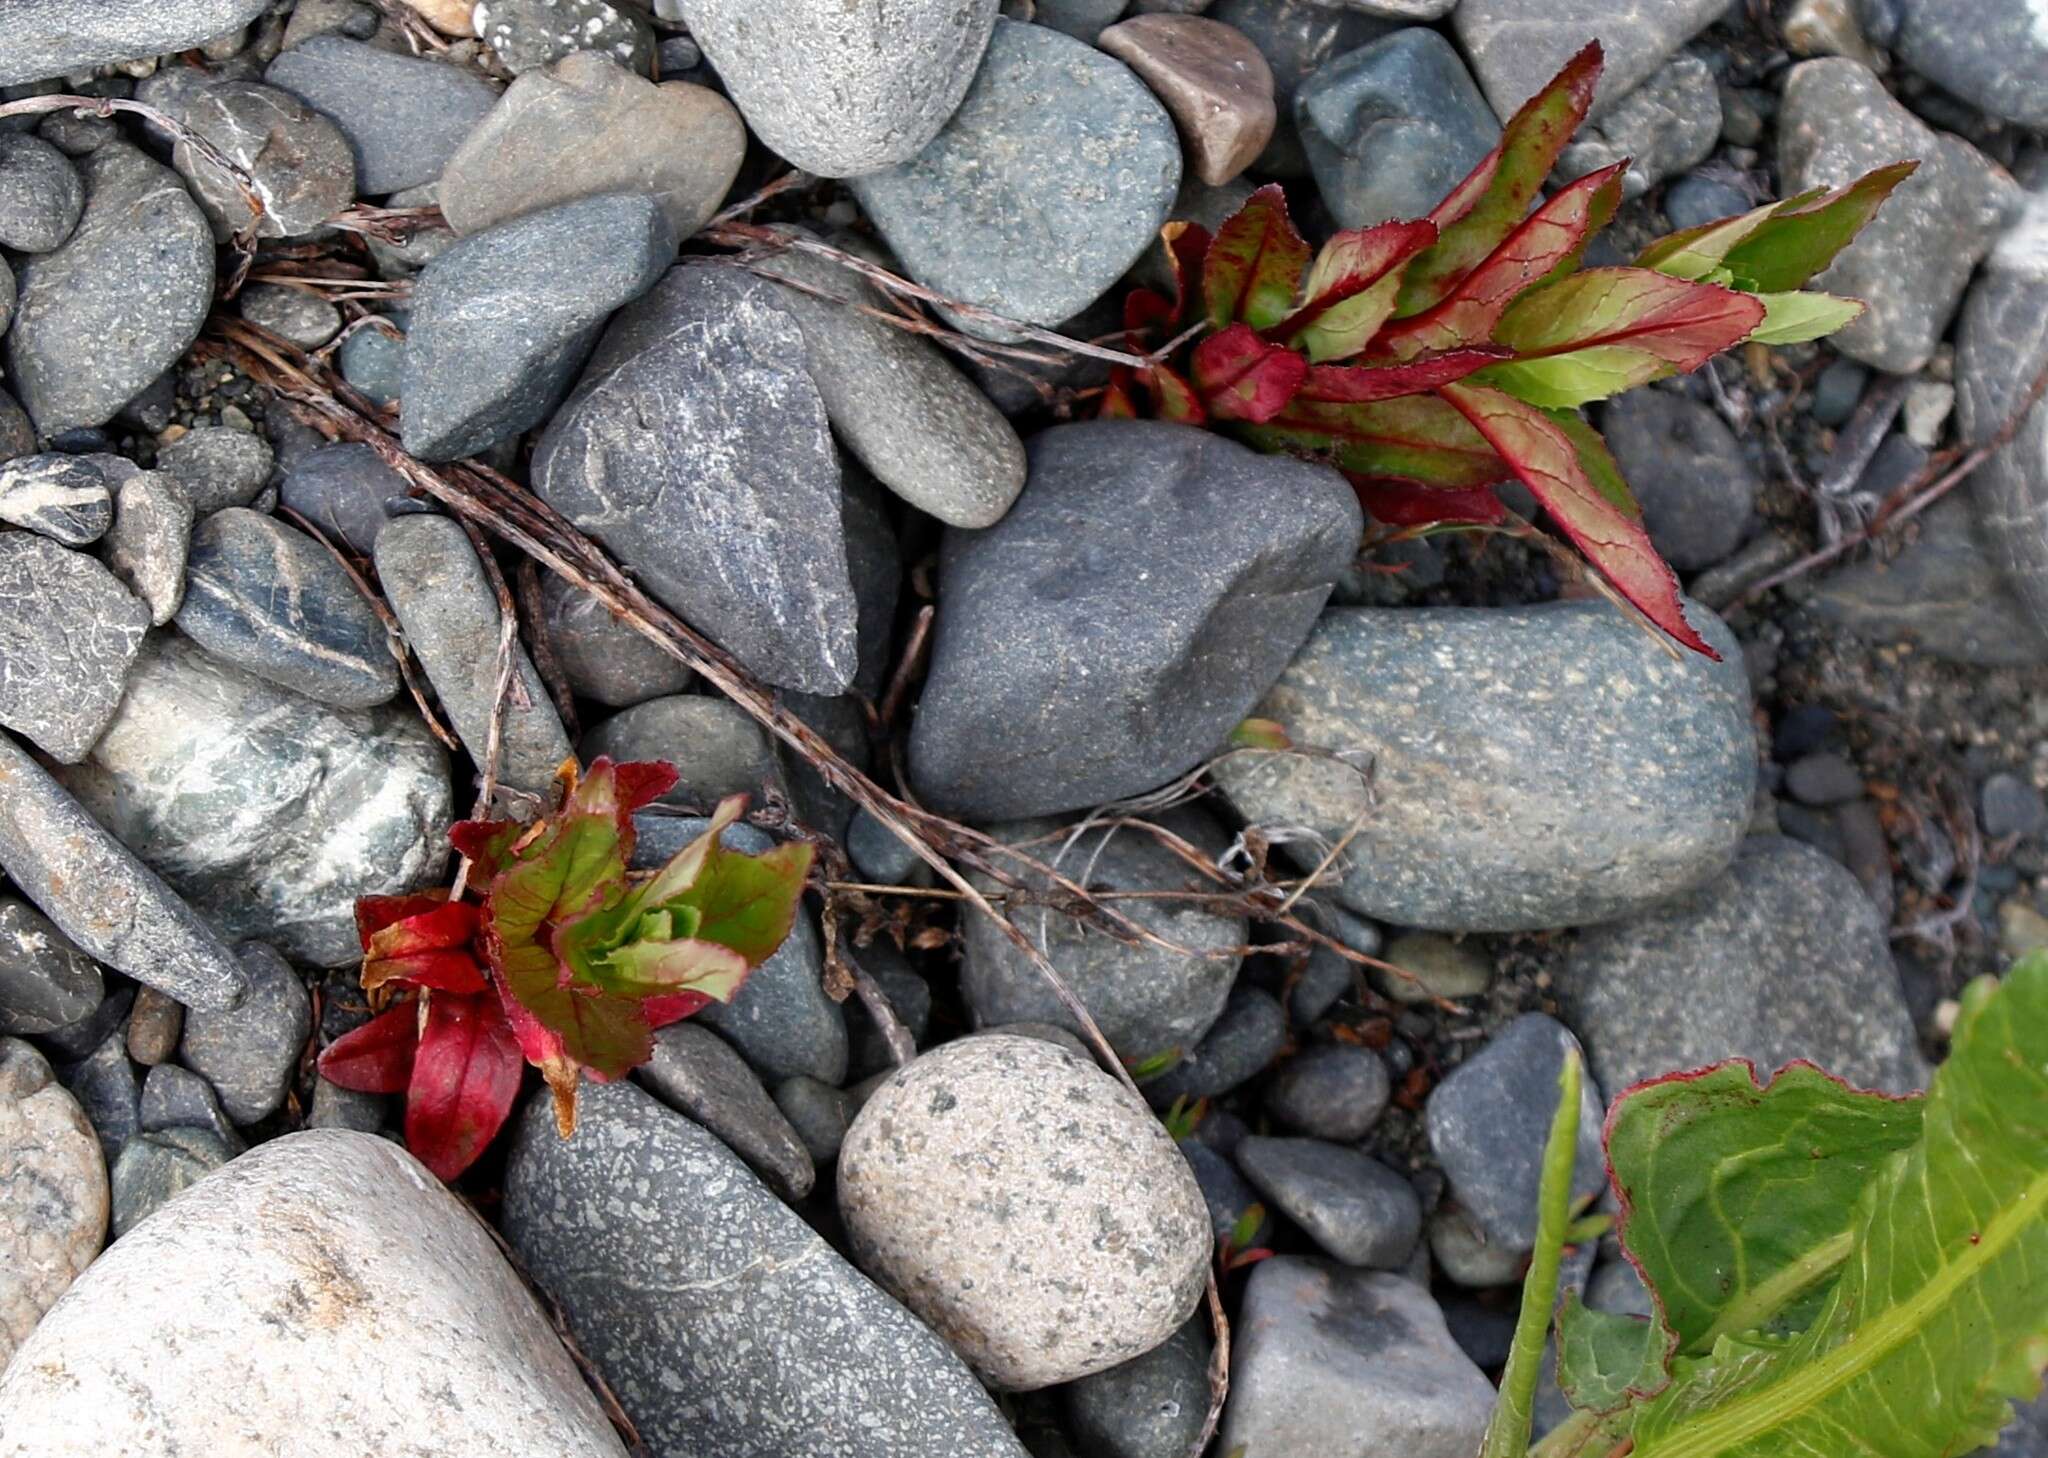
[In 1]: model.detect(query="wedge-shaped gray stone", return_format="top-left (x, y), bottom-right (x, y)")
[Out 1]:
top-left (1452, 0), bottom-right (1727, 117)
top-left (0, 454), bottom-right (112, 545)
top-left (400, 192), bottom-right (676, 461)
top-left (172, 81), bottom-right (357, 239)
top-left (178, 944), bottom-right (311, 1126)
top-left (1212, 600), bottom-right (1754, 931)
top-left (0, 1131), bottom-right (629, 1458)
top-left (0, 898), bottom-right (103, 1036)
top-left (0, 534), bottom-right (147, 762)
top-left (536, 571), bottom-right (693, 707)
top-left (0, 131), bottom-right (83, 253)
top-left (532, 262), bottom-right (859, 694)
top-left (56, 635), bottom-right (451, 968)
top-left (4, 145), bottom-right (214, 436)
top-left (0, 0), bottom-right (271, 87)
top-left (265, 35), bottom-right (500, 195)
top-left (633, 1021), bottom-right (814, 1201)
top-left (98, 470), bottom-right (194, 625)
top-left (503, 1078), bottom-right (1029, 1458)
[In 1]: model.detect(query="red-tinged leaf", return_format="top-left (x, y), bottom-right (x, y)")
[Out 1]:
top-left (1298, 349), bottom-right (1509, 405)
top-left (1161, 218), bottom-right (1211, 319)
top-left (1397, 41), bottom-right (1604, 316)
top-left (486, 811), bottom-right (630, 953)
top-left (1635, 161), bottom-right (1918, 291)
top-left (665, 837), bottom-right (816, 970)
top-left (356, 891), bottom-right (456, 950)
top-left (1544, 408), bottom-right (1638, 517)
top-left (318, 1002), bottom-right (419, 1094)
top-left (1100, 367), bottom-right (1142, 419)
top-left (447, 817), bottom-right (527, 882)
top-left (1192, 324), bottom-right (1310, 423)
top-left (404, 991), bottom-right (526, 1181)
top-left (1123, 285), bottom-right (1176, 348)
top-left (1476, 267), bottom-right (1767, 408)
top-left (1436, 381), bottom-right (1717, 658)
top-left (1378, 162), bottom-right (1627, 359)
top-left (1238, 392), bottom-right (1512, 489)
top-left (1229, 718), bottom-right (1293, 751)
top-left (362, 899), bottom-right (485, 995)
top-left (1278, 219), bottom-right (1438, 361)
top-left (492, 932), bottom-right (654, 1084)
top-left (1143, 363), bottom-right (1206, 425)
top-left (1350, 476), bottom-right (1508, 527)
top-left (643, 990), bottom-right (714, 1028)
top-left (590, 936), bottom-right (751, 1003)
top-left (1203, 183), bottom-right (1310, 331)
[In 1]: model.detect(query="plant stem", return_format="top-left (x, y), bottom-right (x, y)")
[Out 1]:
top-left (1482, 1048), bottom-right (1585, 1458)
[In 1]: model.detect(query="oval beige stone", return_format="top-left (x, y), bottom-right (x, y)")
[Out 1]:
top-left (0, 1038), bottom-right (106, 1368)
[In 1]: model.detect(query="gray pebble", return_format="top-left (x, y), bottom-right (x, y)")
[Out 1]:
top-left (123, 986), bottom-right (183, 1066)
top-left (1785, 751), bottom-right (1863, 807)
top-left (1236, 1135), bottom-right (1420, 1268)
top-left (155, 426), bottom-right (274, 515)
top-left (1265, 1043), bottom-right (1390, 1142)
top-left (1141, 987), bottom-right (1287, 1106)
top-left (583, 696), bottom-right (785, 812)
top-left (264, 35), bottom-right (500, 195)
top-left (98, 470), bottom-right (194, 625)
top-left (238, 282), bottom-right (343, 349)
top-left (0, 454), bottom-right (113, 546)
top-left (0, 132), bottom-right (82, 252)
top-left (633, 1021), bottom-right (815, 1201)
top-left (0, 898), bottom-right (102, 1037)
top-left (771, 1075), bottom-right (854, 1165)
top-left (172, 80), bottom-right (357, 239)
top-left (471, 0), bottom-right (653, 75)
top-left (176, 943), bottom-right (310, 1125)
top-left (136, 1063), bottom-right (241, 1151)
top-left (276, 441), bottom-right (430, 556)
top-left (1599, 390), bottom-right (1757, 573)
top-left (1982, 773), bottom-right (2047, 840)
top-left (535, 570), bottom-right (692, 708)
top-left (58, 1028), bottom-right (139, 1164)
top-left (1061, 1319), bottom-right (1212, 1458)
top-left (0, 532), bottom-right (149, 762)
top-left (109, 1126), bottom-right (234, 1237)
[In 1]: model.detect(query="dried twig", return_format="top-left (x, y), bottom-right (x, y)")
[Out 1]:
top-left (517, 556), bottom-right (580, 739)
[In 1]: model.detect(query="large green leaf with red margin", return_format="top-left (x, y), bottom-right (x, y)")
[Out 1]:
top-left (1238, 391), bottom-right (1511, 489)
top-left (1744, 290), bottom-right (1864, 346)
top-left (1192, 324), bottom-right (1309, 422)
top-left (1203, 182), bottom-right (1309, 331)
top-left (404, 990), bottom-right (527, 1181)
top-left (1377, 161), bottom-right (1626, 359)
top-left (1557, 1290), bottom-right (1672, 1417)
top-left (317, 1002), bottom-right (419, 1094)
top-left (1436, 381), bottom-right (1716, 657)
top-left (1633, 161), bottom-right (1917, 291)
top-left (1475, 268), bottom-right (1766, 408)
top-left (1395, 41), bottom-right (1604, 317)
top-left (1279, 219), bottom-right (1437, 362)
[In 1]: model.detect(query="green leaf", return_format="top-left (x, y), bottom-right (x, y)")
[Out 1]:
top-left (1229, 718), bottom-right (1291, 751)
top-left (1127, 1047), bottom-right (1183, 1081)
top-left (1230, 1203), bottom-right (1268, 1252)
top-left (1744, 290), bottom-right (1865, 346)
top-left (1483, 1047), bottom-right (1587, 1458)
top-left (1608, 1061), bottom-right (1926, 1355)
top-left (1203, 182), bottom-right (1310, 331)
top-left (1557, 1288), bottom-right (1672, 1416)
top-left (1634, 162), bottom-right (1918, 291)
top-left (1622, 955), bottom-right (2048, 1458)
top-left (1238, 392), bottom-right (1511, 489)
top-left (1281, 219), bottom-right (1437, 362)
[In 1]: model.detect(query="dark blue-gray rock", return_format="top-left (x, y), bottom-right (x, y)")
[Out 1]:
top-left (845, 941), bottom-right (932, 1080)
top-left (1983, 773), bottom-right (2047, 840)
top-left (238, 282), bottom-right (343, 349)
top-left (400, 193), bottom-right (675, 461)
top-left (1297, 28), bottom-right (1499, 229)
top-left (38, 111), bottom-right (117, 159)
top-left (1811, 358), bottom-right (1870, 429)
top-left (961, 811), bottom-right (1243, 1065)
top-left (307, 1075), bottom-right (387, 1132)
top-left (0, 393), bottom-right (32, 466)
top-left (5, 145), bottom-right (214, 436)
top-left (1061, 1319), bottom-right (1211, 1458)
top-left (532, 262), bottom-right (859, 695)
top-left (910, 421), bottom-right (1359, 819)
top-left (438, 52), bottom-right (744, 240)
top-left (1442, 1295), bottom-right (1518, 1370)
top-left (154, 426), bottom-right (274, 515)
top-left (840, 466), bottom-right (903, 702)
top-left (58, 1028), bottom-right (139, 1164)
top-left (471, 0), bottom-right (653, 74)
top-left (772, 1075), bottom-right (855, 1165)
top-left (1287, 902), bottom-right (1380, 1023)
top-left (0, 899), bottom-right (102, 1037)
top-left (503, 1078), bottom-right (1030, 1458)
top-left (0, 534), bottom-right (148, 762)
top-left (1178, 1136), bottom-right (1269, 1246)
top-left (1784, 751), bottom-right (1862, 807)
top-left (1424, 1013), bottom-right (1605, 1251)
top-left (1882, 0), bottom-right (2048, 128)
top-left (633, 1021), bottom-right (814, 1201)
top-left (847, 806), bottom-right (928, 886)
top-left (1265, 1043), bottom-right (1389, 1141)
top-left (100, 470), bottom-right (193, 624)
top-left (756, 228), bottom-right (1027, 528)
top-left (0, 133), bottom-right (82, 252)
top-left (55, 634), bottom-right (451, 968)
top-left (0, 0), bottom-right (270, 87)
top-left (1778, 58), bottom-right (2020, 374)
top-left (172, 81), bottom-right (357, 239)
top-left (679, 0), bottom-right (1000, 178)
top-left (1599, 389), bottom-right (1758, 572)
top-left (338, 318), bottom-right (404, 406)
top-left (0, 1037), bottom-right (106, 1367)
top-left (109, 1126), bottom-right (234, 1238)
top-left (1221, 1259), bottom-right (1494, 1458)
top-left (1141, 986), bottom-right (1287, 1105)
top-left (536, 571), bottom-right (693, 707)
top-left (1664, 171), bottom-right (1753, 232)
top-left (1453, 0), bottom-right (1727, 116)
top-left (137, 1063), bottom-right (240, 1150)
top-left (276, 441), bottom-right (430, 556)
top-left (374, 514), bottom-right (571, 797)
top-left (177, 944), bottom-right (309, 1126)
top-left (1205, 0), bottom-right (1396, 176)
top-left (176, 508), bottom-right (398, 709)
top-left (1557, 54), bottom-right (1720, 198)
top-left (1035, 0), bottom-right (1126, 38)
top-left (850, 20), bottom-right (1180, 334)
top-left (0, 453), bottom-right (113, 545)
top-left (1558, 836), bottom-right (1927, 1097)
top-left (1212, 600), bottom-right (1754, 931)
top-left (265, 35), bottom-right (500, 195)
top-left (1235, 1135), bottom-right (1420, 1267)
top-left (582, 695), bottom-right (785, 811)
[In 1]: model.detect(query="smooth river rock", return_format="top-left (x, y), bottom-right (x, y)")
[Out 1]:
top-left (0, 1038), bottom-right (106, 1369)
top-left (1211, 600), bottom-right (1755, 932)
top-left (0, 0), bottom-right (271, 87)
top-left (0, 532), bottom-right (148, 762)
top-left (265, 35), bottom-right (500, 195)
top-left (1452, 0), bottom-right (1727, 116)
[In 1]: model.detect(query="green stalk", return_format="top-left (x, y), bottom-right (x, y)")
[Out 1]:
top-left (1480, 1048), bottom-right (1584, 1458)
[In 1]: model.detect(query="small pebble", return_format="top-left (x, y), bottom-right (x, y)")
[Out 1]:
top-left (1784, 751), bottom-right (1863, 807)
top-left (124, 986), bottom-right (184, 1066)
top-left (1982, 773), bottom-right (2047, 839)
top-left (1264, 1043), bottom-right (1390, 1141)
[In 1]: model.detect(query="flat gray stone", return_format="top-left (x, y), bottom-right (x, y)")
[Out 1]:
top-left (472, 0), bottom-right (652, 74)
top-left (307, 1076), bottom-right (387, 1132)
top-left (503, 1078), bottom-right (1028, 1458)
top-left (633, 1020), bottom-right (814, 1200)
top-left (910, 420), bottom-right (1360, 820)
top-left (176, 507), bottom-right (398, 709)
top-left (172, 80), bottom-right (357, 239)
top-left (755, 228), bottom-right (1027, 528)
top-left (0, 0), bottom-right (270, 87)
top-left (1601, 389), bottom-right (1759, 572)
top-left (109, 1127), bottom-right (233, 1238)
top-left (0, 453), bottom-right (112, 545)
top-left (532, 262), bottom-right (859, 695)
top-left (1453, 0), bottom-right (1726, 117)
top-left (154, 425), bottom-right (274, 515)
top-left (1265, 1043), bottom-right (1389, 1141)
top-left (582, 695), bottom-right (785, 811)
top-left (177, 943), bottom-right (310, 1126)
top-left (1061, 1318), bottom-right (1212, 1458)
top-left (0, 898), bottom-right (102, 1036)
top-left (56, 634), bottom-right (452, 968)
top-left (1557, 53), bottom-right (1720, 198)
top-left (0, 1131), bottom-right (629, 1457)
top-left (265, 35), bottom-right (500, 195)
top-left (1235, 1135), bottom-right (1420, 1267)
top-left (850, 20), bottom-right (1181, 333)
top-left (98, 469), bottom-right (193, 625)
top-left (0, 1039), bottom-right (106, 1370)
top-left (439, 51), bottom-right (743, 239)
top-left (5, 145), bottom-right (214, 436)
top-left (0, 133), bottom-right (82, 253)
top-left (1141, 986), bottom-right (1288, 1106)
top-left (536, 571), bottom-right (693, 707)
top-left (1203, 0), bottom-right (1396, 177)
top-left (1557, 835), bottom-right (1928, 1097)
top-left (681, 0), bottom-right (1000, 178)
top-left (839, 1034), bottom-right (1211, 1390)
top-left (375, 514), bottom-right (571, 796)
top-left (276, 440), bottom-right (430, 555)
top-left (772, 1075), bottom-right (855, 1164)
top-left (1884, 0), bottom-right (2048, 129)
top-left (137, 1064), bottom-right (240, 1149)
top-left (1178, 1136), bottom-right (1268, 1247)
top-left (1778, 58), bottom-right (2020, 374)
top-left (238, 282), bottom-right (343, 348)
top-left (1220, 1259), bottom-right (1494, 1458)
top-left (0, 533), bottom-right (148, 762)
top-left (400, 192), bottom-right (676, 461)
top-left (0, 393), bottom-right (32, 466)
top-left (56, 1028), bottom-right (138, 1165)
top-left (1211, 600), bottom-right (1755, 931)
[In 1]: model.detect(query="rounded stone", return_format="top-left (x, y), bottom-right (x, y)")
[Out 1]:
top-left (838, 1033), bottom-right (1210, 1391)
top-left (0, 1038), bottom-right (108, 1367)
